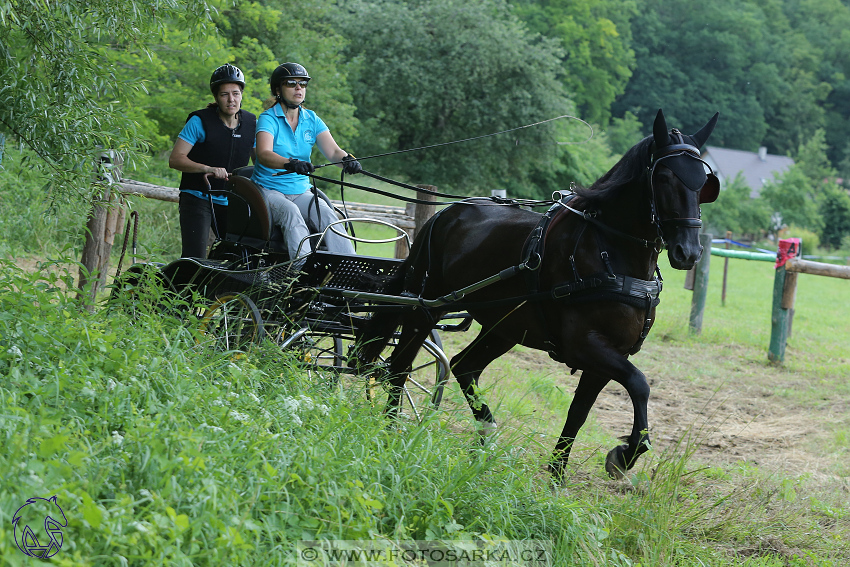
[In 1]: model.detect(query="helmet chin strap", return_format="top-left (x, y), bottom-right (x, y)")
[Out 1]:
top-left (275, 92), bottom-right (301, 110)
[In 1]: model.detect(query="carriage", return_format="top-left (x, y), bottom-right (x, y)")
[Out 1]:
top-left (113, 109), bottom-right (721, 479)
top-left (111, 164), bottom-right (469, 423)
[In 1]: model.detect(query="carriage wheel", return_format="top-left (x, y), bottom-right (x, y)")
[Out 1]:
top-left (274, 327), bottom-right (346, 385)
top-left (366, 329), bottom-right (449, 424)
top-left (198, 293), bottom-right (265, 351)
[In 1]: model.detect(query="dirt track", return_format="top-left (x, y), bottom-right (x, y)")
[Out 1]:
top-left (439, 333), bottom-right (849, 481)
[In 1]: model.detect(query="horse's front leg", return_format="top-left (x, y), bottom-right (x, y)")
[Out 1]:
top-left (550, 339), bottom-right (651, 480)
top-left (604, 365), bottom-right (651, 479)
top-left (550, 370), bottom-right (609, 481)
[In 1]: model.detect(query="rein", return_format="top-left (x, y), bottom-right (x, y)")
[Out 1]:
top-left (306, 169), bottom-right (557, 208)
top-left (558, 198), bottom-right (665, 252)
top-left (313, 114), bottom-right (592, 170)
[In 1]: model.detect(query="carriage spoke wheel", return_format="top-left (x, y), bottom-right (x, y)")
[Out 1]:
top-left (198, 293), bottom-right (265, 351)
top-left (366, 330), bottom-right (449, 424)
top-left (275, 327), bottom-right (346, 385)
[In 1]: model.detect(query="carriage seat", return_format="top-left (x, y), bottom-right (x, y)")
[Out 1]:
top-left (223, 166), bottom-right (342, 255)
top-left (223, 166), bottom-right (286, 253)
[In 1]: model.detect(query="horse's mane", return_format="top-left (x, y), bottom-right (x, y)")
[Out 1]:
top-left (572, 135), bottom-right (652, 206)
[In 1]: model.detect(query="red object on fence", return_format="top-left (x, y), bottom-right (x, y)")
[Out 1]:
top-left (775, 238), bottom-right (802, 268)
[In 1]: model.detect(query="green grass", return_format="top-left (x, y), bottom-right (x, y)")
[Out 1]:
top-left (649, 252), bottom-right (850, 392)
top-left (0, 261), bottom-right (629, 565)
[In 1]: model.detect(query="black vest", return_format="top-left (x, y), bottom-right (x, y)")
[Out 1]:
top-left (179, 106), bottom-right (256, 194)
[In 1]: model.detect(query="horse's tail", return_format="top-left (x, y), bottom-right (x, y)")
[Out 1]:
top-left (351, 206), bottom-right (447, 369)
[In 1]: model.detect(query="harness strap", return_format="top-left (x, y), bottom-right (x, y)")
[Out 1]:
top-left (561, 201), bottom-right (662, 251)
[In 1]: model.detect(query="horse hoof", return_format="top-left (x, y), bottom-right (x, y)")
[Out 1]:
top-left (476, 420), bottom-right (497, 444)
top-left (548, 461), bottom-right (566, 484)
top-left (605, 445), bottom-right (628, 480)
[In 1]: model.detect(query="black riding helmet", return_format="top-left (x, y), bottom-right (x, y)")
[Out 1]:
top-left (210, 64), bottom-right (245, 95)
top-left (270, 62), bottom-right (311, 106)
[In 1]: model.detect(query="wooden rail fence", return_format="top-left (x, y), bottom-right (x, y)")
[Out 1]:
top-left (769, 254), bottom-right (850, 362)
top-left (685, 234), bottom-right (849, 363)
top-left (79, 177), bottom-right (434, 299)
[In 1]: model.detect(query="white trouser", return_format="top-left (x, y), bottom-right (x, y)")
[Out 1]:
top-left (261, 187), bottom-right (355, 259)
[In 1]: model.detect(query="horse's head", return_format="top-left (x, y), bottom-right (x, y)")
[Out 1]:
top-left (649, 109), bottom-right (719, 269)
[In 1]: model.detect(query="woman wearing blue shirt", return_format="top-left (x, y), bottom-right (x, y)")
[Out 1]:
top-left (252, 62), bottom-right (361, 259)
top-left (169, 64), bottom-right (256, 258)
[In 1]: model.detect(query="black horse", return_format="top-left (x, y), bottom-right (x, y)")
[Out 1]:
top-left (355, 109), bottom-right (720, 479)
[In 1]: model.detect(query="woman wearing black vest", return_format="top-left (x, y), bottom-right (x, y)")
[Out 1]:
top-left (168, 64), bottom-right (257, 258)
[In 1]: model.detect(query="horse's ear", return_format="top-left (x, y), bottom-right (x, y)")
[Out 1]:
top-left (653, 109), bottom-right (669, 147)
top-left (652, 108), bottom-right (670, 148)
top-left (691, 112), bottom-right (719, 149)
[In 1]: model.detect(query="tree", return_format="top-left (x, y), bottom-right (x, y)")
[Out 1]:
top-left (612, 0), bottom-right (827, 155)
top-left (0, 0), bottom-right (215, 198)
top-left (784, 0), bottom-right (850, 167)
top-left (334, 0), bottom-right (580, 197)
top-left (818, 183), bottom-right (850, 248)
top-left (512, 0), bottom-right (636, 125)
top-left (701, 172), bottom-right (771, 238)
top-left (761, 130), bottom-right (835, 234)
top-left (109, 0), bottom-right (357, 157)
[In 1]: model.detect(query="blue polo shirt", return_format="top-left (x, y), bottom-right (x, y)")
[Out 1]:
top-left (177, 116), bottom-right (228, 205)
top-left (251, 104), bottom-right (328, 195)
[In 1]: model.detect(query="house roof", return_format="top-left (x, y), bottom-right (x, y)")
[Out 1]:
top-left (701, 145), bottom-right (795, 198)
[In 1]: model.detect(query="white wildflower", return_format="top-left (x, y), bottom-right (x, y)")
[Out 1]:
top-left (129, 521), bottom-right (151, 534)
top-left (199, 422), bottom-right (225, 433)
top-left (7, 345), bottom-right (23, 361)
top-left (298, 395), bottom-right (315, 411)
top-left (229, 410), bottom-right (250, 423)
top-left (289, 414), bottom-right (303, 427)
top-left (107, 378), bottom-right (117, 392)
top-left (111, 431), bottom-right (124, 446)
top-left (211, 398), bottom-right (226, 407)
top-left (227, 392), bottom-right (239, 400)
top-left (80, 387), bottom-right (96, 399)
top-left (281, 396), bottom-right (300, 414)
top-left (316, 404), bottom-right (330, 416)
top-left (247, 392), bottom-right (261, 403)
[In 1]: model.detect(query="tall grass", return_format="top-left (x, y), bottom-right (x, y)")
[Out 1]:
top-left (0, 261), bottom-right (632, 565)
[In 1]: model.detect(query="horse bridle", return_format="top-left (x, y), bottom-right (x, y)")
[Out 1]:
top-left (647, 128), bottom-right (717, 241)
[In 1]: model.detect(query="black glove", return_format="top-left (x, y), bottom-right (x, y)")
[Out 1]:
top-left (283, 158), bottom-right (315, 176)
top-left (341, 153), bottom-right (362, 175)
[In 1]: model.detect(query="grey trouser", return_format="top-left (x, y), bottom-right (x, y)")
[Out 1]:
top-left (260, 187), bottom-right (355, 259)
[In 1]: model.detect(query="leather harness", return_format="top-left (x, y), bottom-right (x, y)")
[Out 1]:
top-left (520, 195), bottom-right (662, 359)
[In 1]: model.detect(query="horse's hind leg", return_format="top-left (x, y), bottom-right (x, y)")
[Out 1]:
top-left (382, 311), bottom-right (436, 417)
top-left (450, 330), bottom-right (515, 438)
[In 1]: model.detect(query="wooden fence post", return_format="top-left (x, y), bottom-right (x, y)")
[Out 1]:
top-left (77, 151), bottom-right (125, 308)
top-left (768, 264), bottom-right (792, 363)
top-left (721, 230), bottom-right (731, 306)
top-left (394, 185), bottom-right (437, 259)
top-left (688, 233), bottom-right (713, 334)
top-left (768, 238), bottom-right (802, 363)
